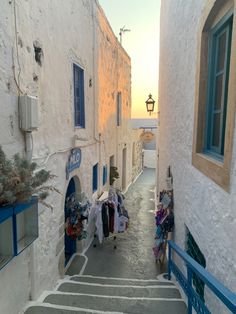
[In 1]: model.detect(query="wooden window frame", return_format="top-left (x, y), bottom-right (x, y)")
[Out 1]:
top-left (192, 4), bottom-right (235, 192)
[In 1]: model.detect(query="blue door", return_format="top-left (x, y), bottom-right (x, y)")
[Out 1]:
top-left (64, 178), bottom-right (76, 266)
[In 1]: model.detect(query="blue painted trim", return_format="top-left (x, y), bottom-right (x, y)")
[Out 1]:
top-left (15, 201), bottom-right (38, 256)
top-left (0, 198), bottom-right (38, 271)
top-left (168, 240), bottom-right (236, 313)
top-left (103, 165), bottom-right (107, 186)
top-left (92, 163), bottom-right (98, 192)
top-left (73, 64), bottom-right (85, 128)
top-left (0, 206), bottom-right (13, 223)
top-left (14, 197), bottom-right (37, 214)
top-left (204, 11), bottom-right (233, 158)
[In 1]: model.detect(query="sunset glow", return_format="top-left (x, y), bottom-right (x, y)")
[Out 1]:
top-left (98, 0), bottom-right (160, 118)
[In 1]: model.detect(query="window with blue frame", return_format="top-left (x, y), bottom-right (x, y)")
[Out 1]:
top-left (73, 64), bottom-right (85, 128)
top-left (0, 197), bottom-right (38, 270)
top-left (92, 163), bottom-right (98, 192)
top-left (117, 92), bottom-right (122, 126)
top-left (205, 12), bottom-right (233, 159)
top-left (103, 165), bottom-right (107, 186)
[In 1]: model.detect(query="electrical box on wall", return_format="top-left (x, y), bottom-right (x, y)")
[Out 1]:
top-left (19, 95), bottom-right (39, 131)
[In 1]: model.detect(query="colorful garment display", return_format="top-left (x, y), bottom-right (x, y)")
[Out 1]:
top-left (152, 190), bottom-right (174, 262)
top-left (88, 188), bottom-right (129, 244)
top-left (65, 193), bottom-right (90, 240)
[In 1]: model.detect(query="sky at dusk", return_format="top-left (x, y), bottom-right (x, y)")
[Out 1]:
top-left (98, 0), bottom-right (161, 118)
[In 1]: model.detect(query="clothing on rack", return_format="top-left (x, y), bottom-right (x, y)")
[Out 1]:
top-left (152, 190), bottom-right (174, 262)
top-left (88, 203), bottom-right (103, 243)
top-left (89, 188), bottom-right (129, 245)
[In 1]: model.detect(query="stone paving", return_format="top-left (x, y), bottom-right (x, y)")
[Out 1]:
top-left (24, 169), bottom-right (187, 314)
top-left (67, 168), bottom-right (167, 279)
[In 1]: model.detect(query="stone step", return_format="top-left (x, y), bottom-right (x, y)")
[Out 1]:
top-left (24, 305), bottom-right (90, 314)
top-left (43, 292), bottom-right (187, 314)
top-left (70, 275), bottom-right (174, 286)
top-left (58, 281), bottom-right (181, 298)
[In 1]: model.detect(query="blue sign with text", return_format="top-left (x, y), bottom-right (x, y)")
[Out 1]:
top-left (66, 148), bottom-right (82, 179)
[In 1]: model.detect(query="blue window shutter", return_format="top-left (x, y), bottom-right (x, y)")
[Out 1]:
top-left (93, 163), bottom-right (98, 192)
top-left (73, 64), bottom-right (85, 128)
top-left (103, 165), bottom-right (107, 185)
top-left (205, 13), bottom-right (233, 158)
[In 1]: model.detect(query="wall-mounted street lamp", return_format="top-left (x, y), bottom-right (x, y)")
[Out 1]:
top-left (145, 94), bottom-right (155, 115)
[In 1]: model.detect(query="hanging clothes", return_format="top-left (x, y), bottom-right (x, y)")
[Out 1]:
top-left (102, 202), bottom-right (109, 237)
top-left (88, 203), bottom-right (103, 243)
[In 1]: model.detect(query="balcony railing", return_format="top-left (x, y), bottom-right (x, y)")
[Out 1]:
top-left (168, 240), bottom-right (236, 313)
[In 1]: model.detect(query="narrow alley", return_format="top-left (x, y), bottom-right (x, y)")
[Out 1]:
top-left (67, 168), bottom-right (165, 279)
top-left (24, 169), bottom-right (187, 314)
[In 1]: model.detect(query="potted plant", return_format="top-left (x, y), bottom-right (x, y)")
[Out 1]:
top-left (0, 146), bottom-right (59, 209)
top-left (0, 146), bottom-right (59, 267)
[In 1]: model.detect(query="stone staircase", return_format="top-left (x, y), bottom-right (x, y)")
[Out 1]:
top-left (24, 275), bottom-right (187, 314)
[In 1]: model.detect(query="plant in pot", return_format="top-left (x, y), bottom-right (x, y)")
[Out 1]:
top-left (0, 146), bottom-right (59, 209)
top-left (109, 166), bottom-right (119, 186)
top-left (0, 146), bottom-right (60, 267)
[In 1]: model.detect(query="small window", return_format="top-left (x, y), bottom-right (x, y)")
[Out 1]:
top-left (0, 208), bottom-right (14, 269)
top-left (103, 165), bottom-right (107, 186)
top-left (73, 64), bottom-right (85, 128)
top-left (117, 92), bottom-right (122, 126)
top-left (205, 13), bottom-right (233, 159)
top-left (15, 201), bottom-right (38, 255)
top-left (0, 198), bottom-right (38, 270)
top-left (92, 163), bottom-right (98, 192)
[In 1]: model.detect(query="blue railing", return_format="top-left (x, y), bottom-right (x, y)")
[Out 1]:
top-left (168, 240), bottom-right (236, 314)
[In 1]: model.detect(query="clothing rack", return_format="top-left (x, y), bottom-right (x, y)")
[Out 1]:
top-left (89, 188), bottom-right (129, 250)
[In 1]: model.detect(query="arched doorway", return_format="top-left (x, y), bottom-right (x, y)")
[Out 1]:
top-left (64, 176), bottom-right (81, 266)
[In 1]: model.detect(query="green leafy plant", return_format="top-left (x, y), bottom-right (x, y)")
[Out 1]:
top-left (109, 166), bottom-right (119, 186)
top-left (0, 146), bottom-right (59, 208)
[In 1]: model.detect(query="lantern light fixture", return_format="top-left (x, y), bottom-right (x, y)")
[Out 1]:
top-left (145, 94), bottom-right (155, 115)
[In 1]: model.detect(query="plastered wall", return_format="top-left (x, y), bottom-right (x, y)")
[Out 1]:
top-left (0, 1), bottom-right (134, 313)
top-left (158, 1), bottom-right (236, 313)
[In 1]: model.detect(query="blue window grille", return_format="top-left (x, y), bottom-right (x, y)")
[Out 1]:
top-left (205, 11), bottom-right (233, 159)
top-left (73, 64), bottom-right (85, 128)
top-left (92, 163), bottom-right (98, 192)
top-left (117, 92), bottom-right (122, 126)
top-left (186, 229), bottom-right (206, 301)
top-left (0, 197), bottom-right (38, 270)
top-left (103, 165), bottom-right (107, 186)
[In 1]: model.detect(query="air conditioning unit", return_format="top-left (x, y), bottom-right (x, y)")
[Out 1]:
top-left (19, 95), bottom-right (38, 131)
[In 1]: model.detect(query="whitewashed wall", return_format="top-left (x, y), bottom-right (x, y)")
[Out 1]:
top-left (131, 129), bottom-right (143, 182)
top-left (0, 1), bottom-right (132, 314)
top-left (97, 5), bottom-right (132, 191)
top-left (158, 1), bottom-right (236, 313)
top-left (143, 150), bottom-right (156, 168)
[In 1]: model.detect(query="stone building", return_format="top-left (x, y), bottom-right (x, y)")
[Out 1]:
top-left (0, 1), bottom-right (141, 314)
top-left (158, 0), bottom-right (236, 313)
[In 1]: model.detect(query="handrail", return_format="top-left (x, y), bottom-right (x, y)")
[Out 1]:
top-left (168, 240), bottom-right (236, 313)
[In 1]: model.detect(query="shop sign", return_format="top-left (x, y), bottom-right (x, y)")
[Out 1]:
top-left (66, 148), bottom-right (81, 179)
